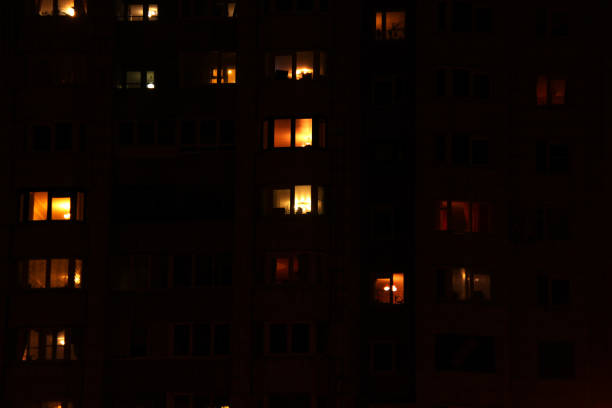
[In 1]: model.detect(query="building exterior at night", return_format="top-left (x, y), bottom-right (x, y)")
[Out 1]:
top-left (1, 0), bottom-right (611, 407)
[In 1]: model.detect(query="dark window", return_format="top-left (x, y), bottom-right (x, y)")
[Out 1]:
top-left (536, 141), bottom-right (547, 173)
top-left (551, 12), bottom-right (569, 36)
top-left (435, 70), bottom-right (446, 96)
top-left (55, 123), bottom-right (73, 150)
top-left (471, 139), bottom-right (488, 165)
top-left (200, 119), bottom-right (217, 145)
top-left (296, 0), bottom-right (314, 11)
top-left (551, 279), bottom-right (570, 305)
top-left (215, 253), bottom-right (233, 285)
top-left (451, 133), bottom-right (469, 165)
top-left (269, 324), bottom-right (288, 353)
top-left (452, 69), bottom-right (470, 97)
top-left (193, 324), bottom-right (211, 356)
top-left (32, 126), bottom-right (52, 151)
top-left (435, 334), bottom-right (495, 373)
top-left (173, 255), bottom-right (193, 287)
top-left (435, 134), bottom-right (447, 162)
top-left (538, 341), bottom-right (574, 379)
top-left (549, 144), bottom-right (570, 172)
top-left (452, 2), bottom-right (472, 32)
top-left (130, 325), bottom-right (148, 357)
top-left (437, 1), bottom-right (447, 32)
top-left (214, 324), bottom-right (230, 355)
top-left (195, 255), bottom-right (213, 285)
top-left (473, 74), bottom-right (490, 98)
top-left (373, 79), bottom-right (394, 105)
top-left (536, 8), bottom-right (546, 36)
top-left (119, 122), bottom-right (134, 145)
top-left (173, 324), bottom-right (190, 356)
top-left (181, 120), bottom-right (197, 145)
top-left (475, 7), bottom-right (492, 32)
top-left (150, 255), bottom-right (169, 289)
top-left (157, 119), bottom-right (176, 145)
top-left (547, 209), bottom-right (570, 240)
top-left (291, 324), bottom-right (310, 353)
top-left (219, 120), bottom-right (235, 145)
top-left (372, 343), bottom-right (393, 371)
top-left (139, 121), bottom-right (155, 145)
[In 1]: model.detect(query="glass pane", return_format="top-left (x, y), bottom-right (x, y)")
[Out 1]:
top-left (76, 192), bottom-right (85, 221)
top-left (126, 71), bottom-right (142, 88)
top-left (274, 55), bottom-right (293, 80)
top-left (56, 330), bottom-right (66, 360)
top-left (39, 0), bottom-right (54, 15)
top-left (29, 192), bottom-right (48, 221)
top-left (450, 201), bottom-right (469, 232)
top-left (45, 333), bottom-right (53, 360)
top-left (273, 119), bottom-right (291, 147)
top-left (27, 330), bottom-right (40, 360)
top-left (435, 200), bottom-right (448, 231)
top-left (51, 196), bottom-right (71, 220)
top-left (58, 0), bottom-right (75, 16)
top-left (227, 2), bottom-right (236, 17)
top-left (128, 4), bottom-right (144, 20)
top-left (295, 118), bottom-right (312, 147)
top-left (317, 186), bottom-right (324, 215)
top-left (222, 52), bottom-right (236, 83)
top-left (28, 260), bottom-right (47, 288)
top-left (386, 11), bottom-right (405, 39)
top-left (451, 268), bottom-right (468, 300)
top-left (375, 12), bottom-right (383, 39)
top-left (296, 51), bottom-right (314, 80)
top-left (392, 273), bottom-right (405, 304)
top-left (550, 79), bottom-right (566, 105)
top-left (146, 71), bottom-right (155, 89)
top-left (319, 52), bottom-right (327, 77)
top-left (50, 259), bottom-right (70, 288)
top-left (318, 119), bottom-right (326, 147)
top-left (275, 258), bottom-right (290, 282)
top-left (294, 185), bottom-right (311, 215)
top-left (74, 259), bottom-right (83, 288)
top-left (374, 278), bottom-right (391, 303)
top-left (473, 273), bottom-right (491, 300)
top-left (148, 4), bottom-right (159, 20)
top-left (536, 75), bottom-right (548, 105)
top-left (272, 189), bottom-right (291, 215)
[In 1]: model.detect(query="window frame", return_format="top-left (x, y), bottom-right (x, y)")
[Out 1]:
top-left (19, 190), bottom-right (86, 223)
top-left (19, 257), bottom-right (84, 290)
top-left (436, 266), bottom-right (492, 302)
top-left (29, 122), bottom-right (85, 153)
top-left (265, 322), bottom-right (314, 356)
top-left (35, 0), bottom-right (87, 17)
top-left (262, 117), bottom-right (326, 150)
top-left (436, 0), bottom-right (494, 33)
top-left (115, 69), bottom-right (157, 89)
top-left (435, 67), bottom-right (491, 99)
top-left (434, 199), bottom-right (492, 233)
top-left (171, 322), bottom-right (231, 357)
top-left (264, 184), bottom-right (326, 216)
top-left (372, 272), bottom-right (405, 305)
top-left (375, 10), bottom-right (406, 40)
top-left (535, 74), bottom-right (568, 107)
top-left (21, 328), bottom-right (79, 362)
top-left (116, 1), bottom-right (159, 21)
top-left (267, 50), bottom-right (327, 81)
top-left (434, 132), bottom-right (489, 167)
top-left (264, 252), bottom-right (324, 285)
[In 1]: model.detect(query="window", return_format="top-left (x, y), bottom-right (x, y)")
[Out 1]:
top-left (117, 119), bottom-right (177, 146)
top-left (375, 11), bottom-right (405, 40)
top-left (435, 68), bottom-right (490, 99)
top-left (130, 324), bottom-right (149, 357)
top-left (30, 123), bottom-right (85, 152)
top-left (536, 141), bottom-right (570, 173)
top-left (261, 253), bottom-right (325, 285)
top-left (265, 185), bottom-right (325, 216)
top-left (262, 118), bottom-right (326, 149)
top-left (20, 191), bottom-right (85, 222)
top-left (537, 275), bottom-right (570, 307)
top-left (435, 334), bottom-right (495, 373)
top-left (267, 323), bottom-right (312, 354)
top-left (370, 341), bottom-right (410, 373)
top-left (435, 133), bottom-right (488, 166)
top-left (171, 394), bottom-right (230, 408)
top-left (268, 51), bottom-right (327, 80)
top-left (213, 0), bottom-right (236, 16)
top-left (116, 1), bottom-right (159, 21)
top-left (19, 258), bottom-right (82, 289)
top-left (538, 341), bottom-right (574, 379)
top-left (536, 9), bottom-right (569, 37)
top-left (39, 402), bottom-right (75, 408)
top-left (173, 323), bottom-right (230, 356)
top-left (36, 0), bottom-right (87, 17)
top-left (536, 75), bottom-right (566, 106)
top-left (437, 1), bottom-right (493, 33)
top-left (181, 52), bottom-right (237, 86)
top-left (535, 208), bottom-right (571, 240)
top-left (373, 273), bottom-right (405, 304)
top-left (21, 328), bottom-right (79, 361)
top-left (116, 70), bottom-right (156, 89)
top-left (437, 267), bottom-right (491, 302)
top-left (435, 200), bottom-right (491, 233)
top-left (178, 119), bottom-right (236, 150)
top-left (173, 254), bottom-right (232, 288)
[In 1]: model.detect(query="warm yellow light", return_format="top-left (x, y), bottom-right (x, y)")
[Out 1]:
top-left (57, 333), bottom-right (65, 346)
top-left (294, 185), bottom-right (312, 214)
top-left (296, 68), bottom-right (313, 80)
top-left (148, 5), bottom-right (158, 18)
top-left (384, 285), bottom-right (390, 291)
top-left (392, 285), bottom-right (397, 292)
top-left (65, 7), bottom-right (75, 16)
top-left (228, 69), bottom-right (233, 73)
top-left (74, 272), bottom-right (81, 286)
top-left (63, 213), bottom-right (71, 219)
top-left (51, 197), bottom-right (71, 220)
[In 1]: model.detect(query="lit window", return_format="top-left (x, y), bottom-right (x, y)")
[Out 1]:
top-left (268, 185), bottom-right (325, 216)
top-left (206, 52), bottom-right (237, 84)
top-left (117, 70), bottom-right (156, 89)
top-left (22, 328), bottom-right (78, 361)
top-left (437, 267), bottom-right (491, 301)
top-left (373, 273), bottom-right (405, 304)
top-left (270, 51), bottom-right (327, 80)
top-left (37, 0), bottom-right (85, 17)
top-left (117, 1), bottom-right (158, 21)
top-left (41, 402), bottom-right (74, 408)
top-left (536, 75), bottom-right (566, 106)
top-left (20, 258), bottom-right (83, 289)
top-left (375, 11), bottom-right (405, 40)
top-left (22, 191), bottom-right (85, 222)
top-left (213, 1), bottom-right (236, 17)
top-left (435, 200), bottom-right (491, 233)
top-left (262, 117), bottom-right (326, 149)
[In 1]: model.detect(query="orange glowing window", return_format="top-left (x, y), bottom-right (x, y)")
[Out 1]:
top-left (373, 273), bottom-right (405, 304)
top-left (27, 260), bottom-right (47, 288)
top-left (436, 200), bottom-right (491, 233)
top-left (51, 197), bottom-right (71, 220)
top-left (128, 4), bottom-right (144, 20)
top-left (296, 51), bottom-right (314, 80)
top-left (208, 52), bottom-right (237, 84)
top-left (537, 75), bottom-right (566, 105)
top-left (268, 185), bottom-right (324, 216)
top-left (24, 191), bottom-right (84, 222)
top-left (274, 55), bottom-right (293, 80)
top-left (50, 259), bottom-right (70, 288)
top-left (435, 200), bottom-right (448, 231)
top-left (376, 11), bottom-right (406, 40)
top-left (29, 192), bottom-right (48, 221)
top-left (38, 0), bottom-right (78, 17)
top-left (275, 258), bottom-right (290, 282)
top-left (295, 118), bottom-right (313, 147)
top-left (22, 328), bottom-right (77, 361)
top-left (22, 258), bottom-right (84, 289)
top-left (273, 119), bottom-right (292, 147)
top-left (450, 201), bottom-right (470, 232)
top-left (270, 51), bottom-right (326, 80)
